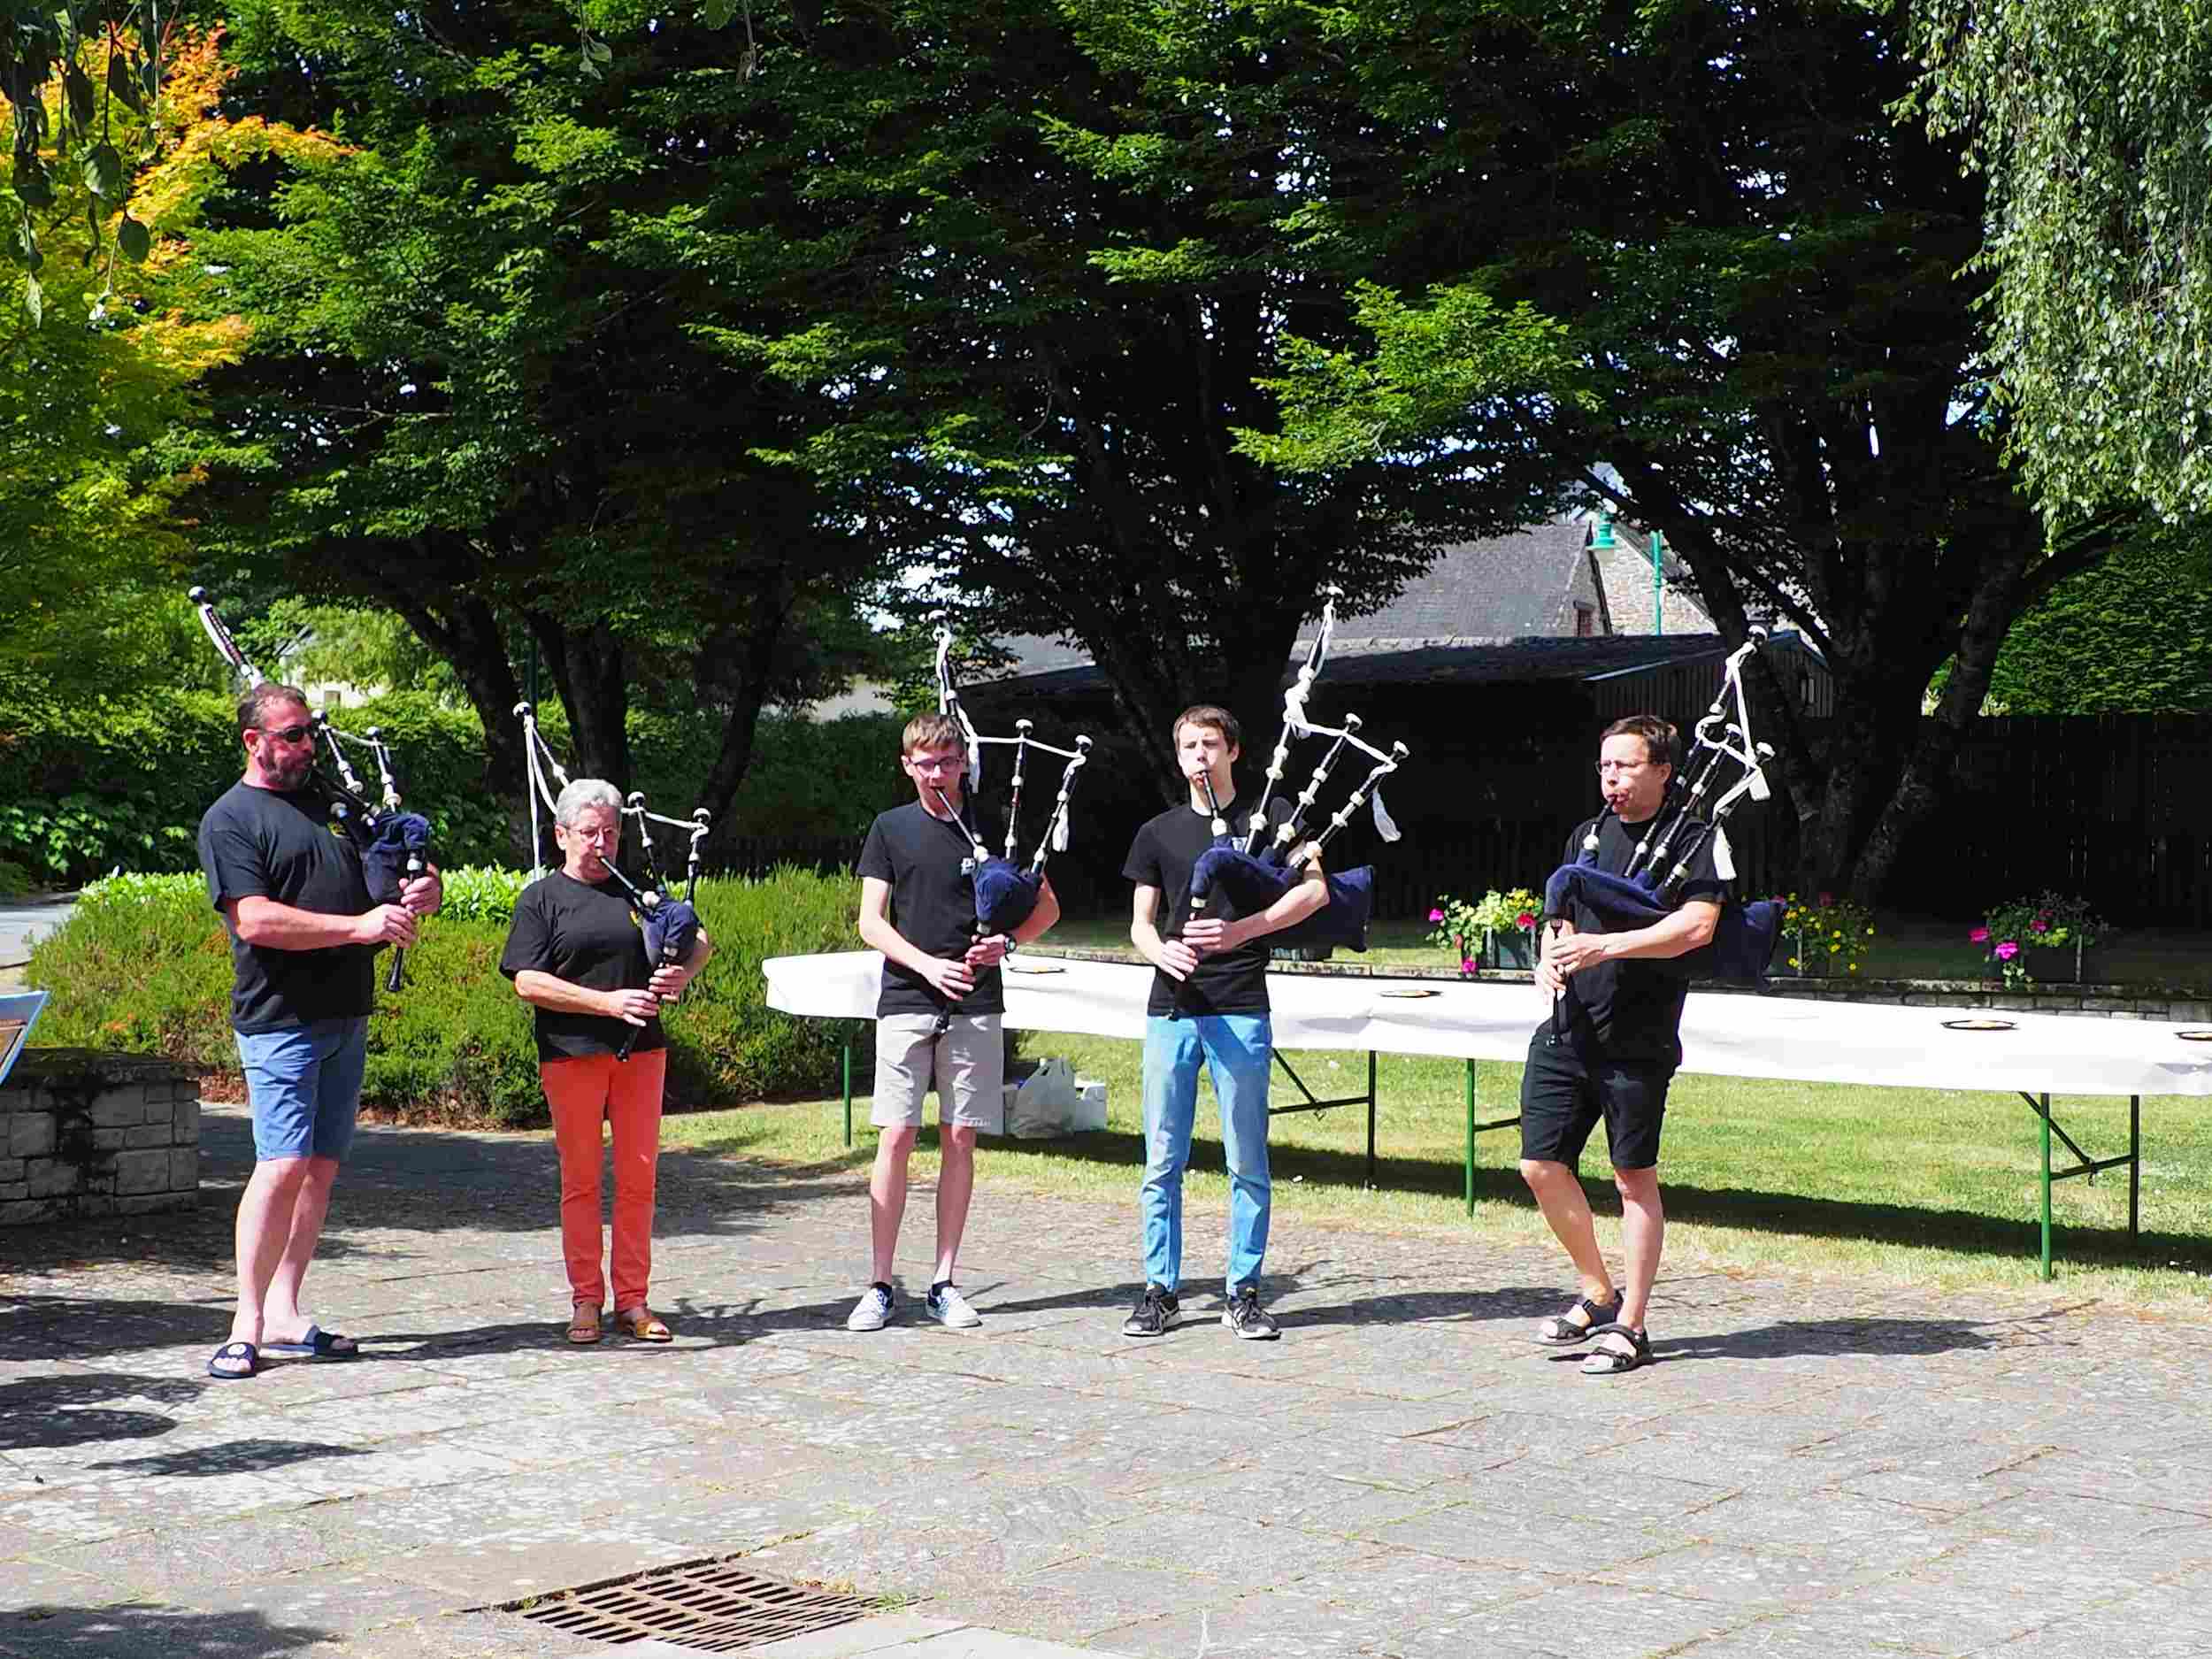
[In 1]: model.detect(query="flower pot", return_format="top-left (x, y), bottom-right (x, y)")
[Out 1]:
top-left (1480, 929), bottom-right (1535, 972)
top-left (2016, 941), bottom-right (2106, 984)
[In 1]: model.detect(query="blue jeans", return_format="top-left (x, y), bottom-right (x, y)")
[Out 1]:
top-left (234, 1017), bottom-right (370, 1162)
top-left (1140, 1014), bottom-right (1271, 1295)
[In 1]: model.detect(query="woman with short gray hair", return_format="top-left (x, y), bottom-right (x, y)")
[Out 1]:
top-left (498, 780), bottom-right (712, 1344)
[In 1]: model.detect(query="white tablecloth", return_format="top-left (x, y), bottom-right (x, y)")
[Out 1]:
top-left (764, 952), bottom-right (2212, 1100)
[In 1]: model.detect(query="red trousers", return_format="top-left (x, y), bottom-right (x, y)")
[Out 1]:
top-left (541, 1050), bottom-right (666, 1312)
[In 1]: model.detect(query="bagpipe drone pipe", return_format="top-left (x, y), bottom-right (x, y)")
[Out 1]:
top-left (933, 629), bottom-right (1093, 939)
top-left (1186, 595), bottom-right (1409, 954)
top-left (518, 703), bottom-right (708, 1061)
top-left (1540, 630), bottom-right (1785, 985)
top-left (190, 588), bottom-right (434, 992)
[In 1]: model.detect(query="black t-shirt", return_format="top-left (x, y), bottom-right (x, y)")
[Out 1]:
top-left (1544, 810), bottom-right (1727, 1065)
top-left (1123, 795), bottom-right (1296, 1018)
top-left (856, 801), bottom-right (1006, 1019)
top-left (198, 780), bottom-right (379, 1034)
top-left (498, 871), bottom-right (666, 1061)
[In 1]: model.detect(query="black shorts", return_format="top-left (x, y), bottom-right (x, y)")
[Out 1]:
top-left (1518, 1033), bottom-right (1673, 1171)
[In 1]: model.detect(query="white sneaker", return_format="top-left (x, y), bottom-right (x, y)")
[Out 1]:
top-left (846, 1284), bottom-right (895, 1332)
top-left (925, 1283), bottom-right (981, 1328)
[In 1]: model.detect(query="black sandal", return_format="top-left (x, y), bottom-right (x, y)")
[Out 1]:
top-left (1578, 1323), bottom-right (1653, 1375)
top-left (1535, 1291), bottom-right (1623, 1346)
top-left (207, 1340), bottom-right (259, 1380)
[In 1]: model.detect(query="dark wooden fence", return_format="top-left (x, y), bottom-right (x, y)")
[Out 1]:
top-left (703, 717), bottom-right (2212, 928)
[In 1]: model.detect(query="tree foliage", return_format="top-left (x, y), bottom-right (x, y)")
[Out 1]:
top-left (1912, 0), bottom-right (2212, 523)
top-left (684, 0), bottom-right (1577, 783)
top-left (181, 0), bottom-right (890, 843)
top-left (2, 29), bottom-right (321, 697)
top-left (1225, 0), bottom-right (2139, 896)
top-left (1982, 534), bottom-right (2212, 714)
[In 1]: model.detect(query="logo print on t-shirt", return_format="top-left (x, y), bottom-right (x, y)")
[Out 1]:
top-left (960, 856), bottom-right (975, 875)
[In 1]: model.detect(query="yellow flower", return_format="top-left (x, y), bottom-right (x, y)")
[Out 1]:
top-left (1849, 964), bottom-right (1859, 973)
top-left (1787, 957), bottom-right (1800, 968)
top-left (1829, 943), bottom-right (1840, 954)
top-left (1864, 927), bottom-right (1874, 936)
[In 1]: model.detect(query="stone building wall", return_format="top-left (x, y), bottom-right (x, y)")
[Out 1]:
top-left (0, 1050), bottom-right (199, 1226)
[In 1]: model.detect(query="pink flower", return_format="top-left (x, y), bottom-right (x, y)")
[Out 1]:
top-left (1428, 908), bottom-right (1445, 923)
top-left (1459, 957), bottom-right (1477, 976)
top-left (1817, 891), bottom-right (1833, 907)
top-left (1516, 911), bottom-right (1536, 930)
top-left (1969, 926), bottom-right (1989, 943)
top-left (2031, 918), bottom-right (2048, 932)
top-left (1994, 940), bottom-right (2019, 961)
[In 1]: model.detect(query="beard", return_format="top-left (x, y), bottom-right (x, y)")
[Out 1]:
top-left (263, 750), bottom-right (315, 791)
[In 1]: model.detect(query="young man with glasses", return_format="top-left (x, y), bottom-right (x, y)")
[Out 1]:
top-left (196, 683), bottom-right (441, 1380)
top-left (847, 713), bottom-right (1060, 1333)
top-left (1522, 715), bottom-right (1722, 1376)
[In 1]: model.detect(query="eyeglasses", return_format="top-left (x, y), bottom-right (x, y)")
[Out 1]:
top-left (1594, 760), bottom-right (1651, 778)
top-left (255, 724), bottom-right (314, 745)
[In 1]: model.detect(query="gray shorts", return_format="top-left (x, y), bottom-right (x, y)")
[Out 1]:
top-left (872, 1014), bottom-right (1004, 1133)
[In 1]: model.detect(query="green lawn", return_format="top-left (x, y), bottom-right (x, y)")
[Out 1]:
top-left (664, 1031), bottom-right (2212, 1313)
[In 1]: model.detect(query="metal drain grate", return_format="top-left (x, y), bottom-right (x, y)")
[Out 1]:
top-left (512, 1558), bottom-right (879, 1652)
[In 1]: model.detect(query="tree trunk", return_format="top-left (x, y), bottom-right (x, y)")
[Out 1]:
top-left (370, 578), bottom-right (533, 863)
top-left (1847, 525), bottom-right (2038, 900)
top-left (690, 578), bottom-right (796, 859)
top-left (529, 616), bottom-right (632, 793)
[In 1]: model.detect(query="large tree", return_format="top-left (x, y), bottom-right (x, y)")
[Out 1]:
top-left (1233, 0), bottom-right (2139, 897)
top-left (683, 0), bottom-right (1573, 786)
top-left (1912, 0), bottom-right (2212, 524)
top-left (181, 0), bottom-right (886, 835)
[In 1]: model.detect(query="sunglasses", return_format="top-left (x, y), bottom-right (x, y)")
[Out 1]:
top-left (255, 724), bottom-right (315, 745)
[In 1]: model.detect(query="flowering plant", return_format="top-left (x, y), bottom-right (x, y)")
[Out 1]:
top-left (1772, 890), bottom-right (1876, 976)
top-left (1429, 887), bottom-right (1543, 977)
top-left (1973, 891), bottom-right (2108, 987)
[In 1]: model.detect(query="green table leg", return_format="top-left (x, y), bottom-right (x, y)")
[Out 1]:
top-left (2039, 1091), bottom-right (2053, 1281)
top-left (842, 1040), bottom-right (853, 1149)
top-left (1464, 1059), bottom-right (1476, 1217)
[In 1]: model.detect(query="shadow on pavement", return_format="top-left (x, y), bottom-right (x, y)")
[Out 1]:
top-left (0, 1106), bottom-right (871, 1280)
top-left (0, 1372), bottom-right (205, 1452)
top-left (85, 1438), bottom-right (374, 1479)
top-left (0, 1603), bottom-right (325, 1659)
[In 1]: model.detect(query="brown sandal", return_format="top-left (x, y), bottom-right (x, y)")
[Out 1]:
top-left (615, 1306), bottom-right (672, 1343)
top-left (566, 1304), bottom-right (603, 1345)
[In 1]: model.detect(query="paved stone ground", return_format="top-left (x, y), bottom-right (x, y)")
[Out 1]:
top-left (3, 1102), bottom-right (2210, 1658)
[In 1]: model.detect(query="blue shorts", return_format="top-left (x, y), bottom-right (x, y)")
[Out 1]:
top-left (235, 1017), bottom-right (370, 1163)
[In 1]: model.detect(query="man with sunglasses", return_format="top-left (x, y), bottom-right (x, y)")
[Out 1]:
top-left (196, 683), bottom-right (441, 1380)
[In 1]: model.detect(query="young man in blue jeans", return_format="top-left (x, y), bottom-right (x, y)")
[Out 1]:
top-left (1121, 705), bottom-right (1327, 1340)
top-left (196, 684), bottom-right (441, 1380)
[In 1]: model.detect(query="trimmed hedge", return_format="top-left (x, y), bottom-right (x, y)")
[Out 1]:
top-left (26, 866), bottom-right (872, 1127)
top-left (0, 684), bottom-right (906, 887)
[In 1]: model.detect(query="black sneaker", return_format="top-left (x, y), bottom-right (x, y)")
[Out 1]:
top-left (1222, 1285), bottom-right (1279, 1340)
top-left (1120, 1284), bottom-right (1180, 1338)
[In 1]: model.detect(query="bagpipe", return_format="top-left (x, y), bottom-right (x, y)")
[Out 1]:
top-left (1540, 629), bottom-right (1785, 986)
top-left (932, 628), bottom-right (1091, 938)
top-left (190, 588), bottom-right (433, 993)
top-left (1187, 594), bottom-right (1409, 953)
top-left (518, 702), bottom-right (708, 1062)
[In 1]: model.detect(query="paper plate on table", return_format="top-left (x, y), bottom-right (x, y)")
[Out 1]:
top-left (1377, 987), bottom-right (1441, 999)
top-left (2177, 1029), bottom-right (2212, 1041)
top-left (1003, 962), bottom-right (1066, 974)
top-left (1941, 1018), bottom-right (2016, 1032)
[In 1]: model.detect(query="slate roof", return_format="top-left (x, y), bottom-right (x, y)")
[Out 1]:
top-left (993, 631), bottom-right (1763, 698)
top-left (1345, 518), bottom-right (1594, 638)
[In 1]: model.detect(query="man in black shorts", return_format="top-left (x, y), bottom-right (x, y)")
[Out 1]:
top-left (1523, 714), bottom-right (1721, 1376)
